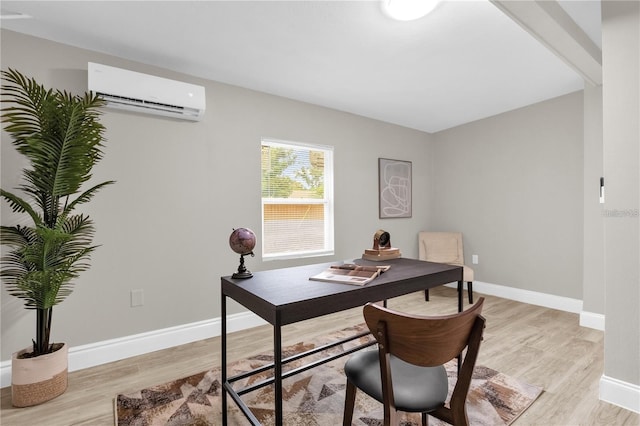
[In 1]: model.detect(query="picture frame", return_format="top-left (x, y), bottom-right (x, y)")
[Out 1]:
top-left (378, 158), bottom-right (412, 219)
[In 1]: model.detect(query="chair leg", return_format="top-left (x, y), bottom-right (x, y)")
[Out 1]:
top-left (424, 289), bottom-right (430, 301)
top-left (450, 403), bottom-right (470, 426)
top-left (384, 406), bottom-right (398, 426)
top-left (422, 412), bottom-right (429, 426)
top-left (343, 380), bottom-right (356, 426)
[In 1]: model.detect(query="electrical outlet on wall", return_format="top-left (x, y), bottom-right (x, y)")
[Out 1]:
top-left (472, 254), bottom-right (479, 265)
top-left (131, 289), bottom-right (144, 307)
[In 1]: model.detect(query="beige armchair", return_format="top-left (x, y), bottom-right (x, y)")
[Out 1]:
top-left (418, 231), bottom-right (474, 305)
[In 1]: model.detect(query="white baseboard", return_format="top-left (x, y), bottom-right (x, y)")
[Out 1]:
top-left (600, 375), bottom-right (640, 413)
top-left (580, 310), bottom-right (606, 331)
top-left (464, 281), bottom-right (605, 331)
top-left (0, 310), bottom-right (267, 388)
top-left (449, 281), bottom-right (584, 313)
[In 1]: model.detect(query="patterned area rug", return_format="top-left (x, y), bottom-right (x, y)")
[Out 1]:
top-left (115, 324), bottom-right (543, 425)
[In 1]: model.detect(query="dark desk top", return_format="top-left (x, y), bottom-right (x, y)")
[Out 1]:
top-left (221, 257), bottom-right (462, 326)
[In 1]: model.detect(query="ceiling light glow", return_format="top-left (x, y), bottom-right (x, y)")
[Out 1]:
top-left (381, 0), bottom-right (442, 21)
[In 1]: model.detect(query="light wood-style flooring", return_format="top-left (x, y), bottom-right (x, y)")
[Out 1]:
top-left (1, 287), bottom-right (638, 425)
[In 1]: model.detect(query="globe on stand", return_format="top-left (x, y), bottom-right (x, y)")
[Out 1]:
top-left (229, 228), bottom-right (256, 279)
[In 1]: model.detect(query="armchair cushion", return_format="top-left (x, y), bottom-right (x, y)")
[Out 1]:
top-left (418, 231), bottom-right (470, 272)
top-left (422, 235), bottom-right (461, 264)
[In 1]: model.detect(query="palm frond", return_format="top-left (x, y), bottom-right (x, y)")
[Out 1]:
top-left (1, 69), bottom-right (53, 139)
top-left (1, 224), bottom-right (36, 247)
top-left (0, 189), bottom-right (43, 226)
top-left (61, 180), bottom-right (115, 218)
top-left (2, 68), bottom-right (108, 226)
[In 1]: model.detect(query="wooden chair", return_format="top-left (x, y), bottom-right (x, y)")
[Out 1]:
top-left (418, 231), bottom-right (474, 305)
top-left (343, 298), bottom-right (485, 426)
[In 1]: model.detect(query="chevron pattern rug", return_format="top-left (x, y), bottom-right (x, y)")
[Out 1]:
top-left (115, 324), bottom-right (543, 425)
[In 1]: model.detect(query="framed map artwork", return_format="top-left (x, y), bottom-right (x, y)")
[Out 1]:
top-left (378, 158), bottom-right (412, 219)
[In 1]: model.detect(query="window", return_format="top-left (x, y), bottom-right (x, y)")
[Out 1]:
top-left (261, 138), bottom-right (334, 260)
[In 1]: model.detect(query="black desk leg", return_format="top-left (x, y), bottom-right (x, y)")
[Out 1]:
top-left (221, 293), bottom-right (228, 425)
top-left (274, 313), bottom-right (283, 424)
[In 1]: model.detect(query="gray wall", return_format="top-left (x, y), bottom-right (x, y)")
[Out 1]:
top-left (0, 30), bottom-right (433, 360)
top-left (429, 93), bottom-right (584, 298)
top-left (601, 1), bottom-right (640, 387)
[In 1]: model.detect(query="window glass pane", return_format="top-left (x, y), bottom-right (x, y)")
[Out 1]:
top-left (263, 204), bottom-right (325, 254)
top-left (261, 139), bottom-right (333, 259)
top-left (261, 145), bottom-right (325, 199)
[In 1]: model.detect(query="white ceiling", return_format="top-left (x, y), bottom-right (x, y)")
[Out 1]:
top-left (0, 1), bottom-right (601, 133)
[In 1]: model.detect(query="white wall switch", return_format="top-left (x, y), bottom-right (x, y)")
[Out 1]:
top-left (472, 255), bottom-right (479, 264)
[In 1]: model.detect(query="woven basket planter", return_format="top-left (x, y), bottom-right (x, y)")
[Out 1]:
top-left (11, 343), bottom-right (68, 407)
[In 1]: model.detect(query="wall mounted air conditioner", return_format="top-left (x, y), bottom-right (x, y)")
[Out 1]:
top-left (88, 62), bottom-right (205, 121)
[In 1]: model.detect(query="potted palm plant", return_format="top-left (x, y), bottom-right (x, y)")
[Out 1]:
top-left (1, 68), bottom-right (113, 407)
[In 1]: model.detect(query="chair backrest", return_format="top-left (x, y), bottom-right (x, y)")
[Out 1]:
top-left (363, 298), bottom-right (484, 367)
top-left (418, 231), bottom-right (465, 266)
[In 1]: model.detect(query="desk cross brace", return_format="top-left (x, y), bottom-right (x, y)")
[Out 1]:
top-left (223, 329), bottom-right (375, 424)
top-left (232, 331), bottom-right (374, 395)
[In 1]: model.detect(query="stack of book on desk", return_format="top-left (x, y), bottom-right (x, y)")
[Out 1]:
top-left (362, 247), bottom-right (401, 261)
top-left (309, 264), bottom-right (391, 286)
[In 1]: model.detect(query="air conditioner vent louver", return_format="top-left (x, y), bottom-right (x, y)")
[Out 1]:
top-left (96, 93), bottom-right (201, 118)
top-left (88, 62), bottom-right (205, 121)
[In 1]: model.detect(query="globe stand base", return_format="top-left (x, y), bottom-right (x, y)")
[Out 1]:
top-left (232, 253), bottom-right (253, 279)
top-left (232, 271), bottom-right (253, 279)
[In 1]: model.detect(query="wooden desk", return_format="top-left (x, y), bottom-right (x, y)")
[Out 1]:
top-left (220, 257), bottom-right (463, 425)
